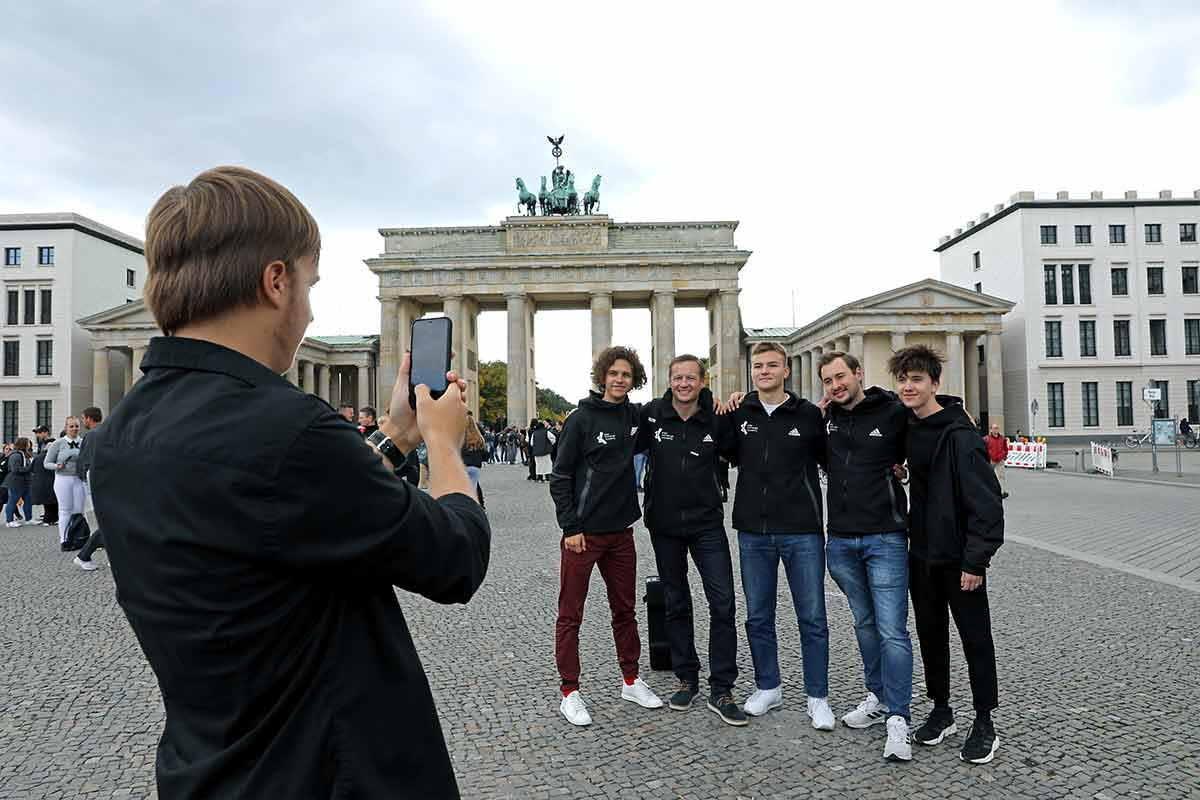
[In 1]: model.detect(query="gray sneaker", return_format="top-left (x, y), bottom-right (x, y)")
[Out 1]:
top-left (884, 715), bottom-right (913, 762)
top-left (73, 556), bottom-right (98, 572)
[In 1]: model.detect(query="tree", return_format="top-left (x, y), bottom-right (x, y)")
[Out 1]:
top-left (476, 360), bottom-right (577, 426)
top-left (536, 386), bottom-right (576, 422)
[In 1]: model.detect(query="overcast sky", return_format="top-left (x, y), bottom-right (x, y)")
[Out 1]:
top-left (4, 1), bottom-right (1199, 404)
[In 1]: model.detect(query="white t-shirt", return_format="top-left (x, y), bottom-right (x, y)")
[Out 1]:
top-left (762, 401), bottom-right (783, 416)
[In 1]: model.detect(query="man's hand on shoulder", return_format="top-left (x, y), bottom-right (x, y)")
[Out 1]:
top-left (718, 391), bottom-right (746, 415)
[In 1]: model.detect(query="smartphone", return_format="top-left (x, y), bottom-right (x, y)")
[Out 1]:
top-left (409, 317), bottom-right (452, 409)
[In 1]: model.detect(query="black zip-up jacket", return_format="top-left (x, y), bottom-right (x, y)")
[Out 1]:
top-left (637, 388), bottom-right (724, 537)
top-left (825, 386), bottom-right (910, 536)
top-left (719, 391), bottom-right (826, 534)
top-left (550, 392), bottom-right (642, 536)
top-left (906, 395), bottom-right (1004, 575)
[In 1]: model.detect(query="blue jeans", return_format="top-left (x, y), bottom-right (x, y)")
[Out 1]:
top-left (633, 453), bottom-right (647, 490)
top-left (4, 484), bottom-right (32, 523)
top-left (466, 466), bottom-right (481, 491)
top-left (738, 532), bottom-right (829, 697)
top-left (827, 533), bottom-right (913, 721)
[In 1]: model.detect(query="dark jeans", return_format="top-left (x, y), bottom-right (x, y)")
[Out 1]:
top-left (827, 533), bottom-right (913, 721)
top-left (909, 554), bottom-right (998, 713)
top-left (4, 485), bottom-right (33, 522)
top-left (649, 528), bottom-right (738, 697)
top-left (555, 530), bottom-right (641, 692)
top-left (78, 529), bottom-right (104, 561)
top-left (41, 501), bottom-right (58, 524)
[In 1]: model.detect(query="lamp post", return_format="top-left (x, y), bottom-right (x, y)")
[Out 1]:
top-left (1145, 379), bottom-right (1160, 473)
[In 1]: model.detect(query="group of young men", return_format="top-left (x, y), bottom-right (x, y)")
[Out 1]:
top-left (549, 341), bottom-right (1004, 765)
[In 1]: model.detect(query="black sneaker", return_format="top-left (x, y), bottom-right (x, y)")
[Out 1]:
top-left (959, 717), bottom-right (999, 764)
top-left (668, 680), bottom-right (699, 711)
top-left (913, 705), bottom-right (957, 746)
top-left (706, 693), bottom-right (749, 727)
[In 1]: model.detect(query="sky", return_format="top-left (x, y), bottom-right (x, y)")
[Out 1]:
top-left (3, 0), bottom-right (1200, 404)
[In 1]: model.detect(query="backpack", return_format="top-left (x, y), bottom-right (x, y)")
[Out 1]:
top-left (63, 513), bottom-right (91, 551)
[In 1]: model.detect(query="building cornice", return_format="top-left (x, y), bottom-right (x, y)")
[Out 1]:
top-left (0, 213), bottom-right (144, 255)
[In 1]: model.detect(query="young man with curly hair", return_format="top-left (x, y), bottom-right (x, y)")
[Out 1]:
top-left (549, 345), bottom-right (664, 725)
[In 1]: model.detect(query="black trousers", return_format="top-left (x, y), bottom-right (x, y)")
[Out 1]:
top-left (42, 501), bottom-right (58, 524)
top-left (649, 527), bottom-right (738, 696)
top-left (79, 529), bottom-right (104, 561)
top-left (909, 554), bottom-right (998, 713)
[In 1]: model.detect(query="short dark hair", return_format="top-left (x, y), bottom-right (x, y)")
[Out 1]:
top-left (359, 406), bottom-right (377, 419)
top-left (887, 344), bottom-right (944, 383)
top-left (591, 345), bottom-right (647, 391)
top-left (81, 406), bottom-right (103, 423)
top-left (338, 403), bottom-right (355, 412)
top-left (668, 354), bottom-right (706, 378)
top-left (817, 350), bottom-right (860, 380)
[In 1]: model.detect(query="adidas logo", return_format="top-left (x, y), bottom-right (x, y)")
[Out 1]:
top-left (702, 434), bottom-right (713, 443)
top-left (869, 428), bottom-right (883, 438)
top-left (787, 428), bottom-right (802, 437)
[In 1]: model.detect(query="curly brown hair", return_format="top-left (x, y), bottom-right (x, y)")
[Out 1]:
top-left (591, 345), bottom-right (647, 391)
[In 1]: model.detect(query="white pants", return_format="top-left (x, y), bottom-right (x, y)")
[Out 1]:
top-left (54, 474), bottom-right (87, 543)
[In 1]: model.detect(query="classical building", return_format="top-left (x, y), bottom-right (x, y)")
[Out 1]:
top-left (0, 213), bottom-right (146, 440)
top-left (743, 278), bottom-right (1014, 432)
top-left (938, 190), bottom-right (1200, 436)
top-left (77, 298), bottom-right (378, 412)
top-left (366, 214), bottom-right (749, 423)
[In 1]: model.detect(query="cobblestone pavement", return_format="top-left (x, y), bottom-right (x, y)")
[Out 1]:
top-left (1, 465), bottom-right (1197, 799)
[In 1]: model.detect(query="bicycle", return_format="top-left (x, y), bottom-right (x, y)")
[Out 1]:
top-left (1179, 431), bottom-right (1198, 449)
top-left (1124, 430), bottom-right (1151, 448)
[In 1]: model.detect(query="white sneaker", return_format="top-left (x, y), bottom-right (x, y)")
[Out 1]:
top-left (620, 677), bottom-right (664, 709)
top-left (743, 686), bottom-right (783, 716)
top-left (73, 556), bottom-right (99, 572)
top-left (559, 691), bottom-right (592, 726)
top-left (884, 715), bottom-right (913, 762)
top-left (842, 691), bottom-right (889, 728)
top-left (807, 696), bottom-right (835, 731)
top-left (5, 521), bottom-right (20, 528)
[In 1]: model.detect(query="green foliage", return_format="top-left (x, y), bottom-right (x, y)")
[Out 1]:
top-left (536, 386), bottom-right (575, 422)
top-left (477, 360), bottom-right (577, 426)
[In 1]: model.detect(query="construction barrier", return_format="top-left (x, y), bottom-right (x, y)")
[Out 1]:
top-left (1005, 441), bottom-right (1047, 469)
top-left (1090, 441), bottom-right (1114, 476)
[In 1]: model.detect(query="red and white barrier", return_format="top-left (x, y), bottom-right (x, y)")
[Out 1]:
top-left (1090, 442), bottom-right (1114, 476)
top-left (1005, 441), bottom-right (1047, 469)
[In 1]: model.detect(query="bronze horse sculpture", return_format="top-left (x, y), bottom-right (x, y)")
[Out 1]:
top-left (583, 174), bottom-right (601, 215)
top-left (515, 178), bottom-right (537, 216)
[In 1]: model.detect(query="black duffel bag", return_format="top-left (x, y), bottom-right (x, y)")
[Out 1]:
top-left (643, 575), bottom-right (671, 671)
top-left (63, 513), bottom-right (90, 552)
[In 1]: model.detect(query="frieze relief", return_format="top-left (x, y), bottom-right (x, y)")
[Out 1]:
top-left (508, 225), bottom-right (605, 253)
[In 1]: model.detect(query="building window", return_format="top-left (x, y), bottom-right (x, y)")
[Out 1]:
top-left (5, 290), bottom-right (17, 325)
top-left (1082, 382), bottom-right (1099, 427)
top-left (36, 340), bottom-right (52, 376)
top-left (1147, 266), bottom-right (1164, 295)
top-left (1078, 264), bottom-right (1092, 304)
top-left (1, 400), bottom-right (16, 442)
top-left (1186, 319), bottom-right (1200, 355)
top-left (1184, 266), bottom-right (1198, 294)
top-left (1153, 380), bottom-right (1169, 418)
top-left (1075, 225), bottom-right (1091, 244)
top-left (39, 290), bottom-right (50, 325)
top-left (22, 289), bottom-right (34, 325)
top-left (1150, 319), bottom-right (1168, 355)
top-left (1145, 223), bottom-right (1162, 243)
top-left (1181, 223), bottom-right (1197, 243)
top-left (1111, 267), bottom-right (1128, 296)
top-left (1045, 321), bottom-right (1063, 358)
top-left (1109, 224), bottom-right (1126, 244)
top-left (37, 246), bottom-right (54, 265)
top-left (1117, 382), bottom-right (1134, 426)
top-left (35, 399), bottom-right (51, 430)
top-left (972, 251), bottom-right (981, 270)
top-left (2, 340), bottom-right (18, 376)
top-left (1044, 265), bottom-right (1058, 304)
top-left (1041, 225), bottom-right (1058, 245)
top-left (974, 282), bottom-right (982, 293)
top-left (1189, 380), bottom-right (1200, 423)
top-left (1079, 320), bottom-right (1097, 357)
top-left (1061, 265), bottom-right (1075, 304)
top-left (3, 247), bottom-right (19, 266)
top-left (126, 269), bottom-right (136, 288)
top-left (1113, 320), bottom-right (1132, 356)
top-left (1047, 383), bottom-right (1065, 427)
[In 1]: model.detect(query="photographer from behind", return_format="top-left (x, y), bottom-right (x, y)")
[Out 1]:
top-left (89, 166), bottom-right (490, 799)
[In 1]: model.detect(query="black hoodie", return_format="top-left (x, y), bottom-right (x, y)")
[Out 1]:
top-left (720, 391), bottom-right (826, 534)
top-left (550, 391), bottom-right (642, 537)
top-left (906, 395), bottom-right (1004, 575)
top-left (637, 388), bottom-right (724, 537)
top-left (825, 387), bottom-right (910, 536)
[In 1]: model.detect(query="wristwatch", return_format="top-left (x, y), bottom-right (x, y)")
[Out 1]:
top-left (366, 429), bottom-right (408, 470)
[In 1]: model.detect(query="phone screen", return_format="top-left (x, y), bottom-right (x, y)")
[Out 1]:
top-left (409, 317), bottom-right (452, 407)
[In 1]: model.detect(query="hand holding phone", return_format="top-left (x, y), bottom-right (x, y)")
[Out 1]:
top-left (408, 317), bottom-right (452, 410)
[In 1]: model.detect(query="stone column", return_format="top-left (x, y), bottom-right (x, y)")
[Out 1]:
top-left (986, 332), bottom-right (1005, 434)
top-left (790, 354), bottom-right (803, 395)
top-left (459, 297), bottom-right (480, 419)
top-left (800, 350), bottom-right (814, 401)
top-left (131, 345), bottom-right (148, 384)
top-left (357, 362), bottom-right (371, 409)
top-left (590, 291), bottom-right (613, 358)
top-left (718, 289), bottom-right (741, 397)
top-left (943, 332), bottom-right (963, 398)
top-left (506, 293), bottom-right (529, 426)
top-left (378, 298), bottom-right (399, 406)
top-left (811, 345), bottom-right (823, 399)
top-left (319, 364), bottom-right (332, 402)
top-left (443, 295), bottom-right (464, 377)
top-left (286, 360), bottom-right (299, 386)
top-left (122, 349), bottom-right (135, 392)
top-left (964, 334), bottom-right (981, 421)
top-left (890, 331), bottom-right (906, 353)
top-left (301, 361), bottom-right (315, 394)
top-left (849, 331), bottom-right (865, 359)
top-left (92, 348), bottom-right (110, 413)
top-left (651, 290), bottom-right (677, 395)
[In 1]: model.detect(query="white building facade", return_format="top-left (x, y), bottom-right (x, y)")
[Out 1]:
top-left (938, 191), bottom-right (1200, 439)
top-left (1, 213), bottom-right (145, 441)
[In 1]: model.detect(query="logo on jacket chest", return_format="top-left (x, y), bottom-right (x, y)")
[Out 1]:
top-left (596, 431), bottom-right (617, 446)
top-left (653, 428), bottom-right (675, 443)
top-left (826, 420), bottom-right (838, 434)
top-left (740, 421), bottom-right (759, 436)
top-left (788, 427), bottom-right (802, 437)
top-left (869, 428), bottom-right (884, 438)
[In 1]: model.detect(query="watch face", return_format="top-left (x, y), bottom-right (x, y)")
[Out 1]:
top-left (366, 430), bottom-right (389, 448)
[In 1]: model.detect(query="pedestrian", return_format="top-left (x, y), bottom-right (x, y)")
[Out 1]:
top-left (338, 403), bottom-right (356, 423)
top-left (71, 407), bottom-right (105, 571)
top-left (88, 165), bottom-right (490, 798)
top-left (44, 417), bottom-right (85, 546)
top-left (888, 344), bottom-right (1003, 765)
top-left (31, 426), bottom-right (58, 526)
top-left (462, 416), bottom-right (487, 491)
top-left (527, 419), bottom-right (540, 481)
top-left (0, 442), bottom-right (11, 510)
top-left (3, 437), bottom-right (34, 526)
top-left (530, 419), bottom-right (555, 481)
top-left (985, 423), bottom-right (1009, 499)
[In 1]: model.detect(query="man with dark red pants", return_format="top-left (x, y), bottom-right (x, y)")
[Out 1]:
top-left (549, 345), bottom-right (664, 726)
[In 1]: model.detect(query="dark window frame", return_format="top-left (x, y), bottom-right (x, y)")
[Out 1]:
top-left (1045, 320), bottom-right (1063, 358)
top-left (1145, 223), bottom-right (1162, 243)
top-left (126, 268), bottom-right (136, 288)
top-left (35, 399), bottom-right (51, 430)
top-left (1109, 224), bottom-right (1126, 244)
top-left (3, 247), bottom-right (19, 266)
top-left (1188, 380), bottom-right (1199, 424)
top-left (1061, 265), bottom-right (1075, 304)
top-left (1153, 380), bottom-right (1170, 418)
top-left (1048, 383), bottom-right (1065, 428)
top-left (1183, 266), bottom-right (1198, 295)
top-left (1180, 223), bottom-right (1197, 243)
top-left (1, 400), bottom-right (16, 442)
top-left (1147, 266), bottom-right (1164, 295)
top-left (39, 289), bottom-right (50, 325)
top-left (1078, 264), bottom-right (1092, 304)
top-left (1113, 320), bottom-right (1132, 357)
top-left (2, 340), bottom-right (18, 376)
top-left (972, 251), bottom-right (981, 270)
top-left (22, 289), bottom-right (34, 325)
top-left (1079, 320), bottom-right (1097, 357)
top-left (1149, 319), bottom-right (1168, 356)
top-left (1117, 382), bottom-right (1134, 426)
top-left (1185, 318), bottom-right (1200, 355)
top-left (37, 246), bottom-right (54, 265)
top-left (35, 339), bottom-right (52, 376)
top-left (5, 291), bottom-right (16, 325)
top-left (1044, 265), bottom-right (1058, 304)
top-left (1082, 382), bottom-right (1099, 427)
top-left (1040, 225), bottom-right (1058, 245)
top-left (1111, 267), bottom-right (1128, 296)
top-left (1075, 225), bottom-right (1092, 244)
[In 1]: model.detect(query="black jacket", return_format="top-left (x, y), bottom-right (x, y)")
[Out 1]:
top-left (550, 392), bottom-right (641, 536)
top-left (31, 443), bottom-right (57, 505)
top-left (530, 426), bottom-right (553, 458)
top-left (720, 391), bottom-right (826, 534)
top-left (905, 395), bottom-right (1004, 575)
top-left (89, 337), bottom-right (491, 800)
top-left (638, 388), bottom-right (724, 537)
top-left (824, 387), bottom-right (910, 536)
top-left (1, 450), bottom-right (32, 491)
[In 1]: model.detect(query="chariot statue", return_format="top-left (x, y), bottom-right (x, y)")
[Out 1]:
top-left (513, 135), bottom-right (604, 216)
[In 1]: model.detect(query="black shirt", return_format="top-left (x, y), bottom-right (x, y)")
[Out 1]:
top-left (89, 337), bottom-right (491, 799)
